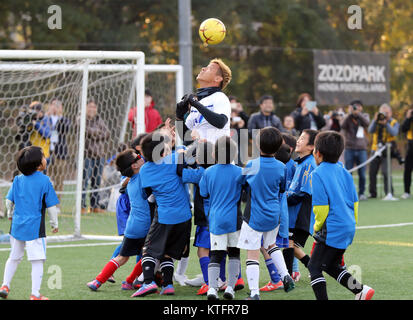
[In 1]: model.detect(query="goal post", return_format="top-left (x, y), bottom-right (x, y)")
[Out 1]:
top-left (0, 50), bottom-right (183, 241)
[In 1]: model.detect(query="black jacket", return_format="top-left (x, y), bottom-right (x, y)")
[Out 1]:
top-left (247, 111), bottom-right (284, 138)
top-left (291, 107), bottom-right (326, 132)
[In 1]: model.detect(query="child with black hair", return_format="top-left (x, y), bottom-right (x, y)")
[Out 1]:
top-left (308, 131), bottom-right (375, 300)
top-left (283, 129), bottom-right (318, 276)
top-left (87, 149), bottom-right (153, 292)
top-left (237, 128), bottom-right (294, 300)
top-left (132, 131), bottom-right (192, 297)
top-left (1, 146), bottom-right (59, 300)
top-left (199, 136), bottom-right (243, 300)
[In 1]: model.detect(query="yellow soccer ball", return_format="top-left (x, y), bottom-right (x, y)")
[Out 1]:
top-left (199, 18), bottom-right (226, 45)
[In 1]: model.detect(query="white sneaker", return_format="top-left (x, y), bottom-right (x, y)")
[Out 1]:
top-left (359, 194), bottom-right (367, 201)
top-left (173, 273), bottom-right (188, 286)
top-left (382, 193), bottom-right (398, 201)
top-left (223, 286), bottom-right (235, 300)
top-left (355, 285), bottom-right (375, 300)
top-left (218, 278), bottom-right (227, 291)
top-left (184, 274), bottom-right (205, 287)
top-left (401, 193), bottom-right (411, 200)
top-left (207, 287), bottom-right (219, 300)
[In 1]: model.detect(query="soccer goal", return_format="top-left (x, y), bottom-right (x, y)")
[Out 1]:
top-left (0, 50), bottom-right (183, 242)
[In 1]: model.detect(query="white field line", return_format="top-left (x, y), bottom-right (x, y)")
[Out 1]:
top-left (1, 222), bottom-right (413, 251)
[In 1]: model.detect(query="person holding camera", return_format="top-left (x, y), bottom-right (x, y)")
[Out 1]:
top-left (401, 108), bottom-right (413, 199)
top-left (341, 100), bottom-right (370, 200)
top-left (27, 101), bottom-right (53, 164)
top-left (290, 93), bottom-right (325, 133)
top-left (368, 103), bottom-right (400, 199)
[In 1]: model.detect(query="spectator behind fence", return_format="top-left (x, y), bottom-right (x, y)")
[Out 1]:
top-left (290, 93), bottom-right (325, 132)
top-left (229, 96), bottom-right (249, 166)
top-left (367, 103), bottom-right (399, 199)
top-left (283, 115), bottom-right (299, 137)
top-left (81, 99), bottom-right (111, 214)
top-left (401, 107), bottom-right (413, 199)
top-left (341, 100), bottom-right (370, 201)
top-left (28, 102), bottom-right (53, 163)
top-left (247, 95), bottom-right (284, 141)
top-left (128, 89), bottom-right (163, 137)
top-left (323, 107), bottom-right (345, 132)
top-left (48, 98), bottom-right (71, 203)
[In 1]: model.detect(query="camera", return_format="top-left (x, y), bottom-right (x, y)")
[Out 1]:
top-left (351, 104), bottom-right (358, 111)
top-left (15, 105), bottom-right (39, 146)
top-left (377, 112), bottom-right (386, 121)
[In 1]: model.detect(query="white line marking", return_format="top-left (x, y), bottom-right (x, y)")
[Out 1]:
top-left (1, 223), bottom-right (413, 251)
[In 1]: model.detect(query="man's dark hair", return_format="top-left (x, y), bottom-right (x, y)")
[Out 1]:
top-left (141, 131), bottom-right (166, 162)
top-left (275, 144), bottom-right (292, 164)
top-left (259, 95), bottom-right (273, 106)
top-left (116, 148), bottom-right (139, 177)
top-left (130, 133), bottom-right (148, 151)
top-left (259, 127), bottom-right (283, 155)
top-left (17, 146), bottom-right (43, 176)
top-left (228, 95), bottom-right (237, 103)
top-left (314, 131), bottom-right (344, 163)
top-left (350, 100), bottom-right (363, 107)
top-left (145, 89), bottom-right (152, 97)
top-left (302, 129), bottom-right (318, 146)
top-left (214, 136), bottom-right (238, 164)
top-left (282, 133), bottom-right (297, 150)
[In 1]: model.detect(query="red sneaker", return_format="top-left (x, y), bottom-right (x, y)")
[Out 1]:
top-left (197, 283), bottom-right (209, 295)
top-left (234, 277), bottom-right (245, 291)
top-left (30, 294), bottom-right (49, 300)
top-left (0, 285), bottom-right (9, 299)
top-left (260, 280), bottom-right (284, 292)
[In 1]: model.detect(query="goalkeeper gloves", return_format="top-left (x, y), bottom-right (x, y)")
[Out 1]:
top-left (176, 94), bottom-right (190, 120)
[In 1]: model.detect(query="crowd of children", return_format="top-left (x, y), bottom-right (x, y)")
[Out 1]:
top-left (0, 115), bottom-right (375, 300)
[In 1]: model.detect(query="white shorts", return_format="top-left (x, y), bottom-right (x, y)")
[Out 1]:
top-left (210, 230), bottom-right (240, 251)
top-left (9, 236), bottom-right (47, 261)
top-left (237, 221), bottom-right (278, 250)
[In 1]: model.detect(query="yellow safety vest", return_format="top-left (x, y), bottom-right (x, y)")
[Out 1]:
top-left (30, 130), bottom-right (51, 159)
top-left (371, 118), bottom-right (397, 151)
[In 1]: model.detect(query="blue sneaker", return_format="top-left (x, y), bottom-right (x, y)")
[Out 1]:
top-left (160, 284), bottom-right (175, 295)
top-left (87, 279), bottom-right (101, 291)
top-left (131, 281), bottom-right (158, 297)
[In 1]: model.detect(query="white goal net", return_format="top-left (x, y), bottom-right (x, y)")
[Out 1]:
top-left (0, 50), bottom-right (183, 241)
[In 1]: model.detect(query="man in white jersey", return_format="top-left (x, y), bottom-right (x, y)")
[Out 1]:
top-left (176, 58), bottom-right (232, 144)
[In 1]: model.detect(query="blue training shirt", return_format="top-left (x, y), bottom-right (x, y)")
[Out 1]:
top-left (199, 164), bottom-right (242, 235)
top-left (311, 162), bottom-right (358, 249)
top-left (6, 171), bottom-right (59, 241)
top-left (287, 154), bottom-right (316, 233)
top-left (239, 156), bottom-right (286, 232)
top-left (124, 173), bottom-right (151, 239)
top-left (139, 152), bottom-right (192, 225)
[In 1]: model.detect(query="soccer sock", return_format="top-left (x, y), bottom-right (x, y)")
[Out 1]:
top-left (299, 255), bottom-right (310, 268)
top-left (176, 257), bottom-right (189, 276)
top-left (282, 247), bottom-right (294, 276)
top-left (310, 275), bottom-right (328, 300)
top-left (246, 259), bottom-right (260, 296)
top-left (265, 258), bottom-right (281, 284)
top-left (125, 259), bottom-right (142, 284)
top-left (96, 259), bottom-right (120, 284)
top-left (268, 246), bottom-right (289, 280)
top-left (110, 243), bottom-right (122, 260)
top-left (30, 260), bottom-right (44, 297)
top-left (199, 256), bottom-right (210, 285)
top-left (219, 254), bottom-right (227, 282)
top-left (227, 257), bottom-right (240, 289)
top-left (292, 258), bottom-right (300, 273)
top-left (208, 263), bottom-right (221, 290)
top-left (333, 269), bottom-right (363, 295)
top-left (160, 258), bottom-right (175, 286)
top-left (142, 256), bottom-right (156, 284)
top-left (2, 258), bottom-right (21, 288)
